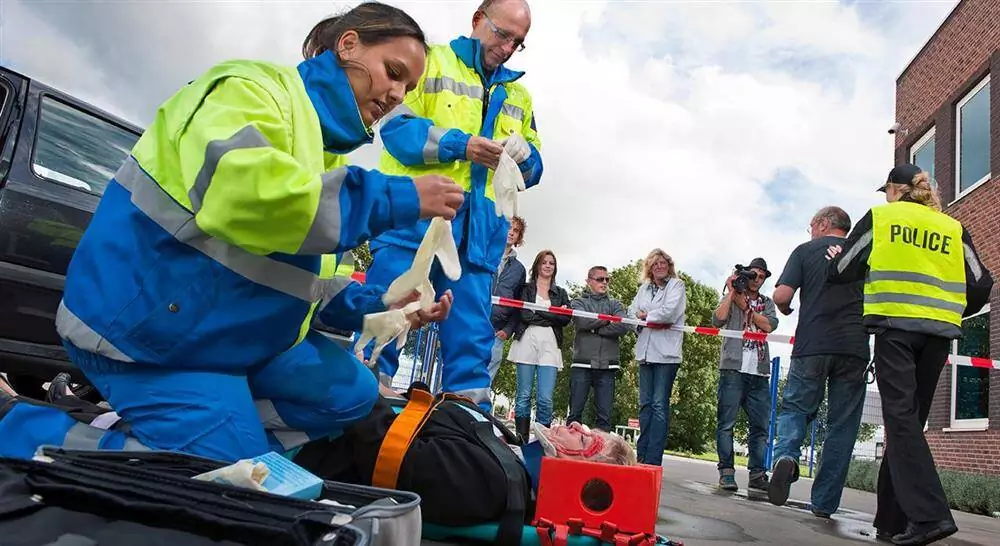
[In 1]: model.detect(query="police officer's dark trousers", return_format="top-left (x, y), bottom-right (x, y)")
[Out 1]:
top-left (872, 328), bottom-right (952, 533)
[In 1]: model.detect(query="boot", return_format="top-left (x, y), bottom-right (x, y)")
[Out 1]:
top-left (515, 417), bottom-right (531, 444)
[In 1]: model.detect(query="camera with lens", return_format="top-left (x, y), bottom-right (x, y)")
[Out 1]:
top-left (731, 264), bottom-right (758, 293)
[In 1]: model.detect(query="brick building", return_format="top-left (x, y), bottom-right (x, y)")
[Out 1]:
top-left (893, 0), bottom-right (1000, 475)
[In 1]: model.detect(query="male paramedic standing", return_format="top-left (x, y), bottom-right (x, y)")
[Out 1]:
top-left (365, 0), bottom-right (544, 408)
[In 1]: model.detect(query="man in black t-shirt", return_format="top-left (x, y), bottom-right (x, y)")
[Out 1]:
top-left (768, 206), bottom-right (870, 517)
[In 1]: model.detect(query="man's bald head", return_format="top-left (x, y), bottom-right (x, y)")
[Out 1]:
top-left (471, 0), bottom-right (531, 72)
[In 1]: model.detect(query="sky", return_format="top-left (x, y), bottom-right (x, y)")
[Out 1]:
top-left (0, 0), bottom-right (960, 367)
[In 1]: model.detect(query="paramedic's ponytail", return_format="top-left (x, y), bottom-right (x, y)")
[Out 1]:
top-left (896, 172), bottom-right (942, 211)
top-left (302, 1), bottom-right (427, 60)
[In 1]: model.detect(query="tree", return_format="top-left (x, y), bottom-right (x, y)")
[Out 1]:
top-left (351, 242), bottom-right (373, 271)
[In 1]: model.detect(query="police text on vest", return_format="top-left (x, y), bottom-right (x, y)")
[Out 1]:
top-left (889, 224), bottom-right (952, 254)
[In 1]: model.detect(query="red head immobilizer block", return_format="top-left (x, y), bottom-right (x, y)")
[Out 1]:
top-left (533, 457), bottom-right (663, 535)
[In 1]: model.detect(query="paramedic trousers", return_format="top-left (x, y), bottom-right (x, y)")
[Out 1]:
top-left (365, 244), bottom-right (495, 409)
top-left (62, 329), bottom-right (379, 463)
top-left (872, 329), bottom-right (954, 533)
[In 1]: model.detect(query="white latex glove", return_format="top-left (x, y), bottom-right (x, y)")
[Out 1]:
top-left (355, 302), bottom-right (421, 368)
top-left (492, 150), bottom-right (525, 220)
top-left (381, 216), bottom-right (461, 312)
top-left (501, 133), bottom-right (530, 164)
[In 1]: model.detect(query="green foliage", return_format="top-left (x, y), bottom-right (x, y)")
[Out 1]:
top-left (846, 459), bottom-right (1000, 517)
top-left (351, 242), bottom-right (373, 271)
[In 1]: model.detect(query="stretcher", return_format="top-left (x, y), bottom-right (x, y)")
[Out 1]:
top-left (377, 386), bottom-right (683, 546)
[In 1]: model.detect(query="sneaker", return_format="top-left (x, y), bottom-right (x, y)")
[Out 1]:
top-left (748, 472), bottom-right (769, 491)
top-left (718, 471), bottom-right (738, 491)
top-left (768, 457), bottom-right (797, 506)
top-left (810, 507), bottom-right (831, 519)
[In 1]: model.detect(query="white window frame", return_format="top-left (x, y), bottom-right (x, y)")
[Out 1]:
top-left (947, 303), bottom-right (991, 431)
top-left (909, 126), bottom-right (936, 186)
top-left (954, 74), bottom-right (992, 202)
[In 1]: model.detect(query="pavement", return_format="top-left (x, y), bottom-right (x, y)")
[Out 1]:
top-left (423, 454), bottom-right (1000, 545)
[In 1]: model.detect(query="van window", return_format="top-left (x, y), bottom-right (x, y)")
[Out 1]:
top-left (31, 96), bottom-right (139, 195)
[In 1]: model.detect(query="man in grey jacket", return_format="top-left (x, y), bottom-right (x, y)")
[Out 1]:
top-left (567, 266), bottom-right (631, 432)
top-left (712, 257), bottom-right (779, 493)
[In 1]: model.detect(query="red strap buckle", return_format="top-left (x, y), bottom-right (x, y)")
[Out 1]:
top-left (534, 518), bottom-right (675, 546)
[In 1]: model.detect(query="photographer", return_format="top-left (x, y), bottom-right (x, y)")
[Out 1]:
top-left (712, 258), bottom-right (778, 492)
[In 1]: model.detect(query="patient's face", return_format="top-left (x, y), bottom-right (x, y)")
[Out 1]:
top-left (541, 423), bottom-right (605, 460)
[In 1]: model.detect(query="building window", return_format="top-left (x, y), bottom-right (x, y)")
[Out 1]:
top-left (909, 126), bottom-right (936, 187)
top-left (955, 75), bottom-right (991, 198)
top-left (950, 304), bottom-right (990, 429)
top-left (31, 96), bottom-right (139, 196)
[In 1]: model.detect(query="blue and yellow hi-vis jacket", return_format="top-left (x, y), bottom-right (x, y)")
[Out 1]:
top-left (56, 51), bottom-right (418, 369)
top-left (373, 36), bottom-right (543, 272)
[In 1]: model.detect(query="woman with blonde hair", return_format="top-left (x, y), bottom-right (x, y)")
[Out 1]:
top-left (627, 248), bottom-right (687, 466)
top-left (828, 163), bottom-right (993, 545)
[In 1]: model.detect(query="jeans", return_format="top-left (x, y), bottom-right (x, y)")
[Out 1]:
top-left (636, 362), bottom-right (680, 466)
top-left (567, 367), bottom-right (617, 432)
top-left (717, 369), bottom-right (771, 476)
top-left (772, 354), bottom-right (867, 514)
top-left (514, 364), bottom-right (558, 425)
top-left (487, 337), bottom-right (505, 382)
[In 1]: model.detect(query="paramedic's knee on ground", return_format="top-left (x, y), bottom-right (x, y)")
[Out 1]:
top-left (251, 331), bottom-right (379, 442)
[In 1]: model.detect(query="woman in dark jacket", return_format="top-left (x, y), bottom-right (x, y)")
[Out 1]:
top-left (506, 250), bottom-right (570, 440)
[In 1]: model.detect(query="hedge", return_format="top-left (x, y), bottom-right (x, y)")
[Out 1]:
top-left (846, 459), bottom-right (1000, 517)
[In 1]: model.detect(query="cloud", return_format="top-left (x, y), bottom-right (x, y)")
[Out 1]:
top-left (1, 0), bottom-right (958, 363)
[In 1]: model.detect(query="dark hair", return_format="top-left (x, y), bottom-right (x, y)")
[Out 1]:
top-left (530, 250), bottom-right (558, 284)
top-left (812, 206), bottom-right (852, 233)
top-left (302, 1), bottom-right (428, 60)
top-left (587, 266), bottom-right (607, 279)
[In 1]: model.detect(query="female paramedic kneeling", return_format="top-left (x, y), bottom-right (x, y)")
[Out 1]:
top-left (52, 2), bottom-right (463, 463)
top-left (827, 164), bottom-right (993, 546)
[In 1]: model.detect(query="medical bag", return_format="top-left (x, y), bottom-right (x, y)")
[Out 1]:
top-left (0, 446), bottom-right (422, 546)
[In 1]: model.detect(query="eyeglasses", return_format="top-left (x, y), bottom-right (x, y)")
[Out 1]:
top-left (481, 12), bottom-right (526, 52)
top-left (589, 276), bottom-right (610, 283)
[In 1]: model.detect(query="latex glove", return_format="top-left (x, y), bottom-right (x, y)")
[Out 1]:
top-left (355, 301), bottom-right (421, 368)
top-left (501, 133), bottom-right (530, 164)
top-left (381, 217), bottom-right (461, 312)
top-left (492, 150), bottom-right (525, 220)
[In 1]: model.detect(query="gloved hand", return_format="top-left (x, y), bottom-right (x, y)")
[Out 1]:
top-left (381, 216), bottom-right (461, 312)
top-left (492, 150), bottom-right (525, 220)
top-left (355, 303), bottom-right (421, 369)
top-left (500, 133), bottom-right (530, 164)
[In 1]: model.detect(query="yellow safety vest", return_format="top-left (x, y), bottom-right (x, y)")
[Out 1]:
top-left (866, 201), bottom-right (966, 329)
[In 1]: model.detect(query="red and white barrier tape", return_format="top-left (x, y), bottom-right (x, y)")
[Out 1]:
top-left (349, 271), bottom-right (998, 370)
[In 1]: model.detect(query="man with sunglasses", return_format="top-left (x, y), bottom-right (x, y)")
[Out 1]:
top-left (365, 0), bottom-right (544, 411)
top-left (567, 267), bottom-right (630, 432)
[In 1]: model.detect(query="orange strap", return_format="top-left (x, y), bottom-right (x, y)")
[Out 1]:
top-left (372, 388), bottom-right (438, 489)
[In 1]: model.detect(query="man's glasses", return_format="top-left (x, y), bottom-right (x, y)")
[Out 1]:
top-left (589, 276), bottom-right (610, 283)
top-left (482, 12), bottom-right (526, 51)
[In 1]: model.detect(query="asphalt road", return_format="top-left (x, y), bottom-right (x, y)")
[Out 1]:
top-left (423, 455), bottom-right (1000, 545)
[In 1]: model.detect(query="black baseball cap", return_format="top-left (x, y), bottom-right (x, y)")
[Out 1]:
top-left (878, 163), bottom-right (922, 193)
top-left (747, 257), bottom-right (771, 278)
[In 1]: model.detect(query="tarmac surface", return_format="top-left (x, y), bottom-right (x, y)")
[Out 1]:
top-left (423, 455), bottom-right (1000, 545)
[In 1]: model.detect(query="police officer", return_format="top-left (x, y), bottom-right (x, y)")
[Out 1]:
top-left (364, 0), bottom-right (544, 409)
top-left (827, 163), bottom-right (993, 545)
top-left (53, 4), bottom-right (463, 463)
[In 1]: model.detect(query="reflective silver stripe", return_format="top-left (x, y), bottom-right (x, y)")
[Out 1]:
top-left (424, 76), bottom-right (484, 99)
top-left (341, 252), bottom-right (355, 268)
top-left (866, 292), bottom-right (965, 314)
top-left (90, 411), bottom-right (123, 430)
top-left (866, 316), bottom-right (961, 338)
top-left (123, 437), bottom-right (152, 451)
top-left (190, 125), bottom-right (271, 212)
top-left (382, 103), bottom-right (416, 124)
top-left (454, 387), bottom-right (491, 405)
top-left (319, 275), bottom-right (356, 310)
top-left (964, 243), bottom-right (983, 281)
top-left (115, 157), bottom-right (323, 303)
top-left (867, 271), bottom-right (965, 294)
top-left (298, 168), bottom-right (347, 254)
top-left (837, 229), bottom-right (872, 274)
top-left (63, 423), bottom-right (105, 449)
top-left (56, 300), bottom-right (135, 362)
top-left (500, 103), bottom-right (524, 122)
top-left (379, 372), bottom-right (394, 387)
top-left (423, 126), bottom-right (446, 164)
top-left (256, 399), bottom-right (311, 451)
